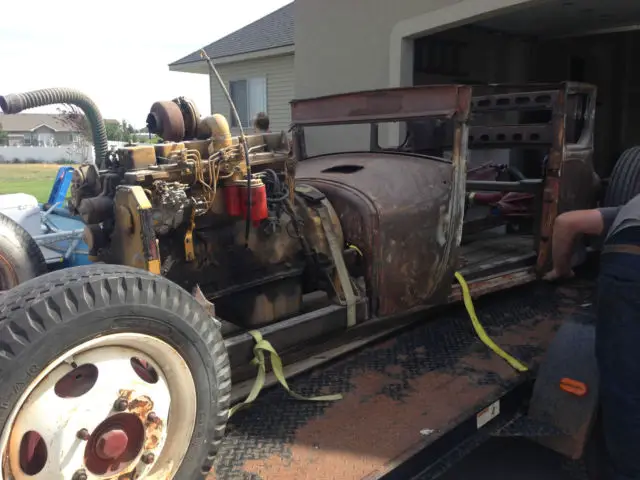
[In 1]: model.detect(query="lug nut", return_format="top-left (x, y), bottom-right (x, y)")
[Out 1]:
top-left (113, 397), bottom-right (128, 411)
top-left (72, 469), bottom-right (88, 480)
top-left (147, 412), bottom-right (158, 423)
top-left (76, 428), bottom-right (90, 441)
top-left (141, 452), bottom-right (155, 464)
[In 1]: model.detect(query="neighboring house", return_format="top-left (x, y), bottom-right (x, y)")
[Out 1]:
top-left (169, 2), bottom-right (294, 134)
top-left (0, 113), bottom-right (84, 147)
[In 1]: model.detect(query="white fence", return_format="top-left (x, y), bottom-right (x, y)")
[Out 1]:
top-left (0, 145), bottom-right (94, 164)
top-left (1, 141), bottom-right (155, 164)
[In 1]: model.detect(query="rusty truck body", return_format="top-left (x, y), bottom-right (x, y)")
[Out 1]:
top-left (0, 80), bottom-right (624, 479)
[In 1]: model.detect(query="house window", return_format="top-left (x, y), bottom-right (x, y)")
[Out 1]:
top-left (229, 77), bottom-right (267, 128)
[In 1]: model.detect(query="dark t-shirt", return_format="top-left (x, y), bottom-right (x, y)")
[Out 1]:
top-left (598, 193), bottom-right (640, 245)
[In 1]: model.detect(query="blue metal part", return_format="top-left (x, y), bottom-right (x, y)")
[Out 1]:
top-left (34, 166), bottom-right (92, 268)
top-left (38, 210), bottom-right (90, 267)
top-left (47, 166), bottom-right (75, 206)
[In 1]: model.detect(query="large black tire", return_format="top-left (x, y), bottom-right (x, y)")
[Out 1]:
top-left (603, 146), bottom-right (640, 207)
top-left (0, 212), bottom-right (47, 290)
top-left (0, 264), bottom-right (230, 478)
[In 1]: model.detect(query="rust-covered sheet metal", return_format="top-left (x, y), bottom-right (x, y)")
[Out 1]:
top-left (296, 152), bottom-right (456, 317)
top-left (290, 84), bottom-right (472, 126)
top-left (208, 277), bottom-right (594, 480)
top-left (537, 83), bottom-right (597, 272)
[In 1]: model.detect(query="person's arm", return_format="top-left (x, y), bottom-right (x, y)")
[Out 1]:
top-left (544, 208), bottom-right (618, 280)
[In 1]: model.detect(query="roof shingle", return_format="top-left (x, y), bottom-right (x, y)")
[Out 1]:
top-left (170, 2), bottom-right (294, 66)
top-left (0, 113), bottom-right (77, 133)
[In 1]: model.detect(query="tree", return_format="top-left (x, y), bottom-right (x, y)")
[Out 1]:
top-left (0, 122), bottom-right (8, 146)
top-left (57, 105), bottom-right (93, 163)
top-left (57, 105), bottom-right (92, 140)
top-left (121, 120), bottom-right (135, 143)
top-left (105, 121), bottom-right (123, 142)
top-left (103, 119), bottom-right (136, 143)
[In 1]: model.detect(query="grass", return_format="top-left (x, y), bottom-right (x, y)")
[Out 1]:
top-left (0, 164), bottom-right (63, 203)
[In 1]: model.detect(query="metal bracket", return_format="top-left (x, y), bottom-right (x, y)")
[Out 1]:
top-left (316, 198), bottom-right (357, 327)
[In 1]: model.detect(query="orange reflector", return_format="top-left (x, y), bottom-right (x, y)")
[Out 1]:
top-left (560, 377), bottom-right (588, 397)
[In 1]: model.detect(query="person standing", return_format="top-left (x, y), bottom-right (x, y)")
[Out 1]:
top-left (545, 193), bottom-right (640, 480)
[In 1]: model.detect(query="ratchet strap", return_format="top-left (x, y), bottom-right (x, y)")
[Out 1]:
top-left (229, 330), bottom-right (343, 417)
top-left (454, 271), bottom-right (529, 373)
top-left (230, 272), bottom-right (527, 417)
top-left (317, 198), bottom-right (358, 327)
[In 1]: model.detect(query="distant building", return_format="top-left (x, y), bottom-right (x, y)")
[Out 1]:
top-left (0, 113), bottom-right (85, 147)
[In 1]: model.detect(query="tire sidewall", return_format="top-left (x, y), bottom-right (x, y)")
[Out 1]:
top-left (0, 212), bottom-right (47, 288)
top-left (0, 280), bottom-right (224, 478)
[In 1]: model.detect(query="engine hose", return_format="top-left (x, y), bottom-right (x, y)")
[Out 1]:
top-left (0, 88), bottom-right (109, 169)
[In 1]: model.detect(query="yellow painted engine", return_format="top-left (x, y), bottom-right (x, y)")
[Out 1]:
top-left (69, 97), bottom-right (345, 329)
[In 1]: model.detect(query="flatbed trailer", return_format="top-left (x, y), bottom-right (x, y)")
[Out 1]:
top-left (210, 273), bottom-right (596, 480)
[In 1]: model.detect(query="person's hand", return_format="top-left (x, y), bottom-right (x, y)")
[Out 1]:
top-left (543, 268), bottom-right (575, 282)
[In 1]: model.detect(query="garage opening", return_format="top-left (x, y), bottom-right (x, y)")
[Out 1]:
top-left (408, 1), bottom-right (640, 277)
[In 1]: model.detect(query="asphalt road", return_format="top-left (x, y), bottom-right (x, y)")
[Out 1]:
top-left (437, 437), bottom-right (587, 480)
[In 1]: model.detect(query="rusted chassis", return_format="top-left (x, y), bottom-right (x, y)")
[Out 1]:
top-left (227, 81), bottom-right (599, 393)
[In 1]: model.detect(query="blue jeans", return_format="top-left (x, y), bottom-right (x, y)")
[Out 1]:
top-left (596, 252), bottom-right (640, 480)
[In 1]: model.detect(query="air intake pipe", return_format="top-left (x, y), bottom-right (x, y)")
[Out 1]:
top-left (0, 88), bottom-right (109, 169)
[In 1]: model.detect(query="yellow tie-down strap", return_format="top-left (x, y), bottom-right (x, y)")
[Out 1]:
top-left (229, 331), bottom-right (343, 417)
top-left (230, 272), bottom-right (528, 417)
top-left (454, 271), bottom-right (529, 373)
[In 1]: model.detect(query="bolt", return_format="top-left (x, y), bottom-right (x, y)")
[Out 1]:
top-left (113, 397), bottom-right (128, 411)
top-left (147, 412), bottom-right (158, 423)
top-left (72, 469), bottom-right (88, 480)
top-left (76, 428), bottom-right (90, 441)
top-left (141, 452), bottom-right (155, 464)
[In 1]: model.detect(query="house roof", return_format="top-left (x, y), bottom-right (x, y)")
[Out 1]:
top-left (0, 113), bottom-right (77, 133)
top-left (169, 2), bottom-right (294, 67)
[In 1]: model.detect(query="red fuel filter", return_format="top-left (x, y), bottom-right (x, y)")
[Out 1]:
top-left (223, 180), bottom-right (243, 217)
top-left (238, 177), bottom-right (268, 225)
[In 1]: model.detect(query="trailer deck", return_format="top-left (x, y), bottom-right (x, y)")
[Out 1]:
top-left (209, 275), bottom-right (595, 480)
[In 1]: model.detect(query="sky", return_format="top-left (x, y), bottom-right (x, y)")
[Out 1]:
top-left (0, 0), bottom-right (292, 129)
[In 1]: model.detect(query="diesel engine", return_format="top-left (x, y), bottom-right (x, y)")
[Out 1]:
top-left (68, 97), bottom-right (344, 329)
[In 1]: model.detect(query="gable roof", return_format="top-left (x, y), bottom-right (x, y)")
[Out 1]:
top-left (0, 113), bottom-right (77, 133)
top-left (170, 2), bottom-right (294, 67)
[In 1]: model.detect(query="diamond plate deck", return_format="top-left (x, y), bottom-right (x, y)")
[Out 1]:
top-left (209, 277), bottom-right (595, 480)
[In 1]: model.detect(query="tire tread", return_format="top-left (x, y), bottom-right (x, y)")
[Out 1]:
top-left (0, 264), bottom-right (230, 478)
top-left (604, 146), bottom-right (640, 206)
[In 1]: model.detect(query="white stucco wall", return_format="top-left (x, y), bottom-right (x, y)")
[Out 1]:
top-left (293, 0), bottom-right (540, 154)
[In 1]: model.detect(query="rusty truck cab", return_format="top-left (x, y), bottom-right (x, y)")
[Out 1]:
top-left (291, 82), bottom-right (598, 318)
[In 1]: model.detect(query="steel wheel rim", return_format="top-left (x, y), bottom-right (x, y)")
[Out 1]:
top-left (0, 332), bottom-right (198, 479)
top-left (0, 251), bottom-right (19, 291)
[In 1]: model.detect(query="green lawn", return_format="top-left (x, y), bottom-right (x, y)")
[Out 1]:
top-left (0, 164), bottom-right (63, 203)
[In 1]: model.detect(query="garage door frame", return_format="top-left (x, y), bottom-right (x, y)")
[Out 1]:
top-left (386, 0), bottom-right (543, 144)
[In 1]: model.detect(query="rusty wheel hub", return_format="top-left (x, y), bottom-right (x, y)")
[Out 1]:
top-left (85, 414), bottom-right (144, 475)
top-left (0, 333), bottom-right (198, 480)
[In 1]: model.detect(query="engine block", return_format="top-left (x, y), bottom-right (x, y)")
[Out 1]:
top-left (69, 97), bottom-right (343, 328)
